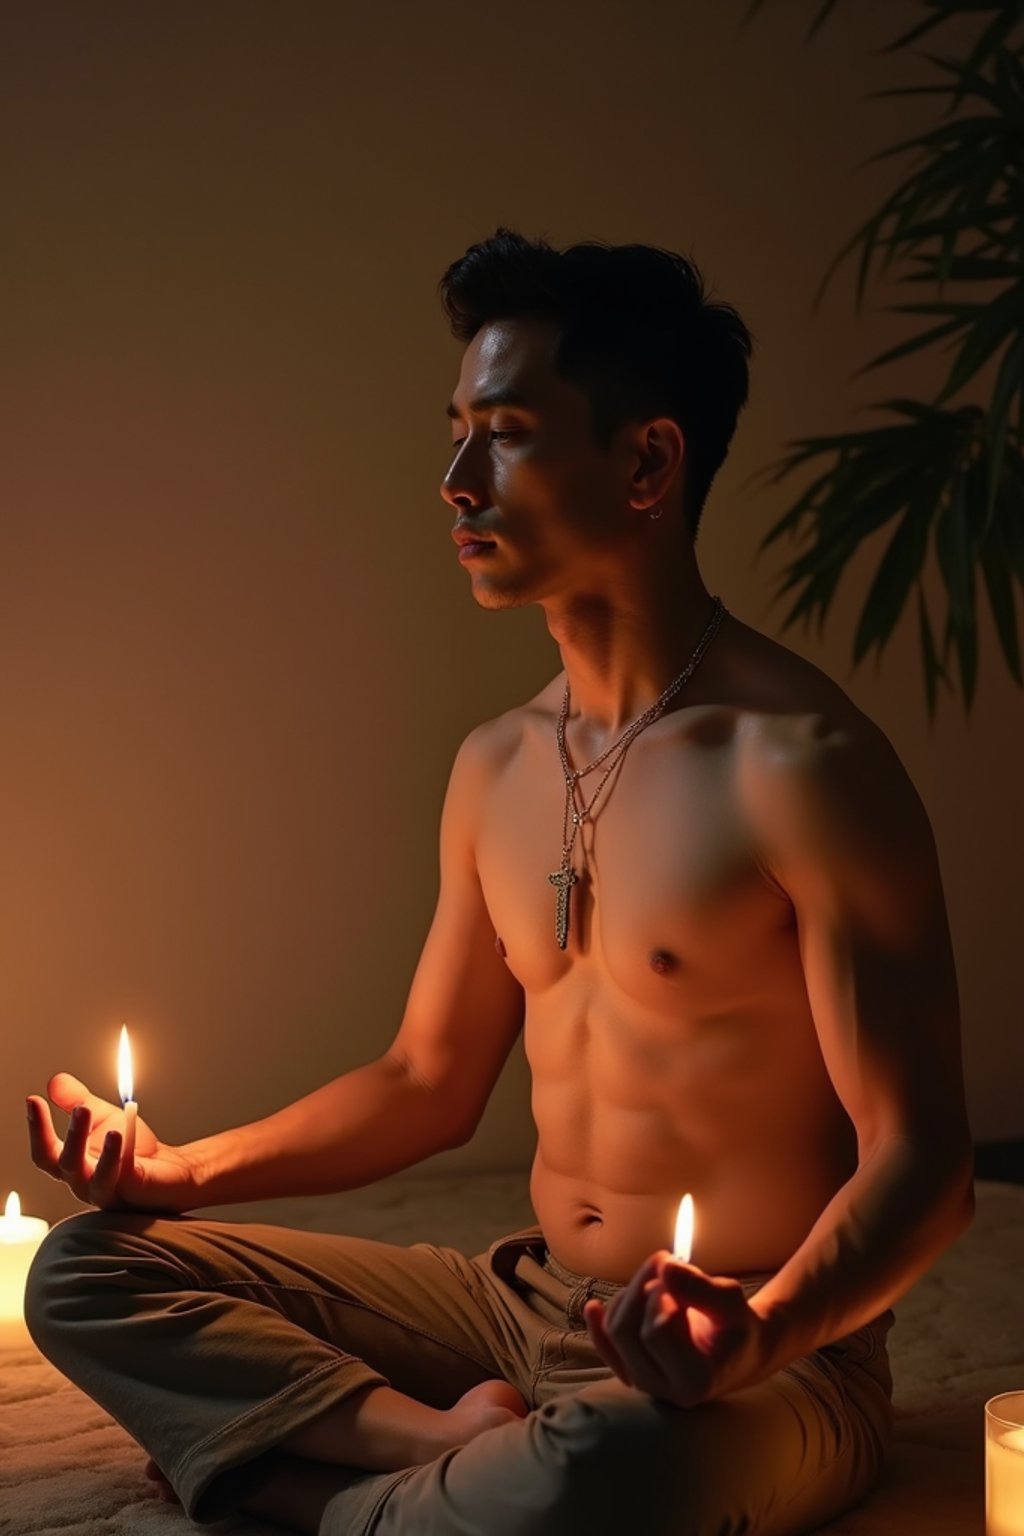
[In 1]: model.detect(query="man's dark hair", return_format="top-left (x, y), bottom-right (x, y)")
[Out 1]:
top-left (438, 226), bottom-right (754, 542)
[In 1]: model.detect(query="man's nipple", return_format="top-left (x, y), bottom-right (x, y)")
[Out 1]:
top-left (494, 934), bottom-right (507, 959)
top-left (649, 949), bottom-right (678, 977)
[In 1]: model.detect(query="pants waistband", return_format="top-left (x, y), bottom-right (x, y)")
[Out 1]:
top-left (540, 1247), bottom-right (776, 1300)
top-left (540, 1249), bottom-right (623, 1300)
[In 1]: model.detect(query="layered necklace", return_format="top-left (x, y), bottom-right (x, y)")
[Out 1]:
top-left (547, 595), bottom-right (727, 949)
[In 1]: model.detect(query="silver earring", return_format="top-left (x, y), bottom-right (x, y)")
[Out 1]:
top-left (649, 504), bottom-right (664, 521)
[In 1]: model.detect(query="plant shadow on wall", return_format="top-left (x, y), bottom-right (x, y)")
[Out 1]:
top-left (739, 0), bottom-right (1024, 720)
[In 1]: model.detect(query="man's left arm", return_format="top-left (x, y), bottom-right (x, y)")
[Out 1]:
top-left (742, 712), bottom-right (975, 1374)
top-left (586, 713), bottom-right (975, 1406)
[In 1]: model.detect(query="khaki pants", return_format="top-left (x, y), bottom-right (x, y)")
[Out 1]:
top-left (25, 1209), bottom-right (894, 1535)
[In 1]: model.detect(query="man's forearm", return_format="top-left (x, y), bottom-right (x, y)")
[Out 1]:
top-left (178, 1053), bottom-right (465, 1208)
top-left (749, 1135), bottom-right (974, 1375)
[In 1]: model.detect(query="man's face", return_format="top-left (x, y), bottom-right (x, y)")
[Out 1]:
top-left (441, 317), bottom-right (639, 610)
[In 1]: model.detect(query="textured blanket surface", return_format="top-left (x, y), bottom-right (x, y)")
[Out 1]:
top-left (1, 1175), bottom-right (1020, 1535)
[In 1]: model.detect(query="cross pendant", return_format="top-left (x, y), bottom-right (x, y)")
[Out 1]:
top-left (547, 864), bottom-right (578, 950)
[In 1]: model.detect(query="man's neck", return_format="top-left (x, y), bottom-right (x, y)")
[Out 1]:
top-left (542, 574), bottom-right (721, 749)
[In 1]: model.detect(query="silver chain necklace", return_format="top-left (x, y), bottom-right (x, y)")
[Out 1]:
top-left (547, 595), bottom-right (727, 949)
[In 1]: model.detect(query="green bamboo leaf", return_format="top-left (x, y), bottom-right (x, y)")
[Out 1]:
top-left (773, 473), bottom-right (923, 601)
top-left (885, 301), bottom-right (978, 316)
top-left (936, 464), bottom-right (976, 624)
top-left (902, 253), bottom-right (1024, 282)
top-left (886, 156), bottom-right (1014, 252)
top-left (851, 315), bottom-right (965, 377)
top-left (756, 471), bottom-right (839, 554)
top-left (805, 0), bottom-right (845, 42)
top-left (769, 423), bottom-right (926, 461)
top-left (861, 162), bottom-right (990, 283)
top-left (945, 605), bottom-right (979, 709)
top-left (979, 522), bottom-right (1024, 685)
top-left (982, 333), bottom-right (1024, 538)
top-left (782, 483), bottom-right (920, 584)
top-left (778, 565), bottom-right (847, 638)
top-left (811, 205), bottom-right (893, 318)
top-left (995, 461), bottom-right (1024, 588)
top-left (738, 0), bottom-right (771, 27)
top-left (852, 503), bottom-right (933, 664)
top-left (934, 284), bottom-right (1024, 403)
top-left (858, 112), bottom-right (1001, 166)
top-left (867, 84), bottom-right (963, 103)
top-left (871, 398), bottom-right (945, 423)
top-left (917, 51), bottom-right (1006, 115)
top-left (956, 16), bottom-right (1024, 110)
top-left (871, 181), bottom-right (1016, 269)
top-left (916, 583), bottom-right (949, 723)
top-left (936, 466), bottom-right (979, 708)
top-left (999, 39), bottom-right (1024, 100)
top-left (867, 198), bottom-right (1019, 252)
top-left (877, 9), bottom-right (975, 57)
top-left (989, 43), bottom-right (1024, 124)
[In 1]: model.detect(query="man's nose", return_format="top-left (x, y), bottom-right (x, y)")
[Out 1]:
top-left (439, 459), bottom-right (488, 511)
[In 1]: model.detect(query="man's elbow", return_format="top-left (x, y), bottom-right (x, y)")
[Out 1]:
top-left (926, 1135), bottom-right (975, 1232)
top-left (874, 1125), bottom-right (975, 1221)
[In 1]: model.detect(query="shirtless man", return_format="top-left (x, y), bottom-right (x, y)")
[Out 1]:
top-left (25, 230), bottom-right (974, 1536)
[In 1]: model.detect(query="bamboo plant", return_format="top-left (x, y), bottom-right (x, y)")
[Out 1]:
top-left (739, 0), bottom-right (1024, 717)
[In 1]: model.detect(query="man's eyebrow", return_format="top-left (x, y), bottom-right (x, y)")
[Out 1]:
top-left (445, 387), bottom-right (536, 420)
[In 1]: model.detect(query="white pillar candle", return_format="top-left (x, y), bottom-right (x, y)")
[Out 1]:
top-left (0, 1192), bottom-right (49, 1321)
top-left (987, 1393), bottom-right (1024, 1536)
top-left (117, 1024), bottom-right (137, 1174)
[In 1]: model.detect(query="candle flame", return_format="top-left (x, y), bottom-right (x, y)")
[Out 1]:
top-left (4, 1192), bottom-right (20, 1222)
top-left (673, 1193), bottom-right (694, 1261)
top-left (117, 1025), bottom-right (134, 1104)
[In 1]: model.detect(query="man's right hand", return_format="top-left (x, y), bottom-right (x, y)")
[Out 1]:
top-left (26, 1072), bottom-right (201, 1213)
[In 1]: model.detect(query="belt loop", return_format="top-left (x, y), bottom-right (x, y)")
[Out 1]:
top-left (566, 1280), bottom-right (591, 1329)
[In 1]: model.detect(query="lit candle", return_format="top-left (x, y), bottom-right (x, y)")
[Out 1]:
top-left (987, 1392), bottom-right (1024, 1536)
top-left (0, 1191), bottom-right (49, 1322)
top-left (673, 1193), bottom-right (694, 1262)
top-left (117, 1024), bottom-right (137, 1175)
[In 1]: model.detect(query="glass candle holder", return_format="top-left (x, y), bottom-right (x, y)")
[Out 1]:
top-left (987, 1392), bottom-right (1024, 1536)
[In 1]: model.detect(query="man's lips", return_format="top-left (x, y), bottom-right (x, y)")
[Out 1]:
top-left (452, 531), bottom-right (496, 548)
top-left (457, 540), bottom-right (496, 561)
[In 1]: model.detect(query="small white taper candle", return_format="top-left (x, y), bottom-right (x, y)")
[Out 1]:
top-left (117, 1025), bottom-right (137, 1176)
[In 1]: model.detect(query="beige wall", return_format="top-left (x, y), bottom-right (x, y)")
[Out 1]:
top-left (3, 1), bottom-right (1019, 1224)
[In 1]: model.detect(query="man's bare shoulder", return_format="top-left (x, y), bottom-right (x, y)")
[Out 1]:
top-left (725, 619), bottom-right (929, 871)
top-left (462, 677), bottom-right (562, 770)
top-left (721, 613), bottom-right (896, 764)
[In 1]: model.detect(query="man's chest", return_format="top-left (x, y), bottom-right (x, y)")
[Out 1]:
top-left (475, 719), bottom-right (797, 1009)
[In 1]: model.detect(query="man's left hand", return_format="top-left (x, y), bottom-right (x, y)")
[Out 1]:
top-left (583, 1252), bottom-right (776, 1408)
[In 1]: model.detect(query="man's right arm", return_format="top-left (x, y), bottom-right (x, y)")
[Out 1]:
top-left (171, 719), bottom-right (526, 1208)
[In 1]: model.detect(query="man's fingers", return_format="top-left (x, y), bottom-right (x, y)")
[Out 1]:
top-left (26, 1097), bottom-right (65, 1176)
top-left (604, 1254), bottom-right (664, 1336)
top-left (90, 1131), bottom-right (123, 1207)
top-left (640, 1283), bottom-right (695, 1379)
top-left (584, 1299), bottom-right (633, 1387)
top-left (47, 1072), bottom-right (96, 1112)
top-left (28, 1093), bottom-right (127, 1208)
top-left (600, 1254), bottom-right (695, 1398)
top-left (57, 1105), bottom-right (90, 1171)
top-left (658, 1262), bottom-right (744, 1320)
top-left (602, 1255), bottom-right (666, 1374)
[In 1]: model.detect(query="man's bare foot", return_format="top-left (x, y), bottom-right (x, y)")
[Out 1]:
top-left (144, 1457), bottom-right (179, 1503)
top-left (283, 1377), bottom-right (529, 1472)
top-left (441, 1379), bottom-right (529, 1451)
top-left (142, 1388), bottom-right (528, 1529)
